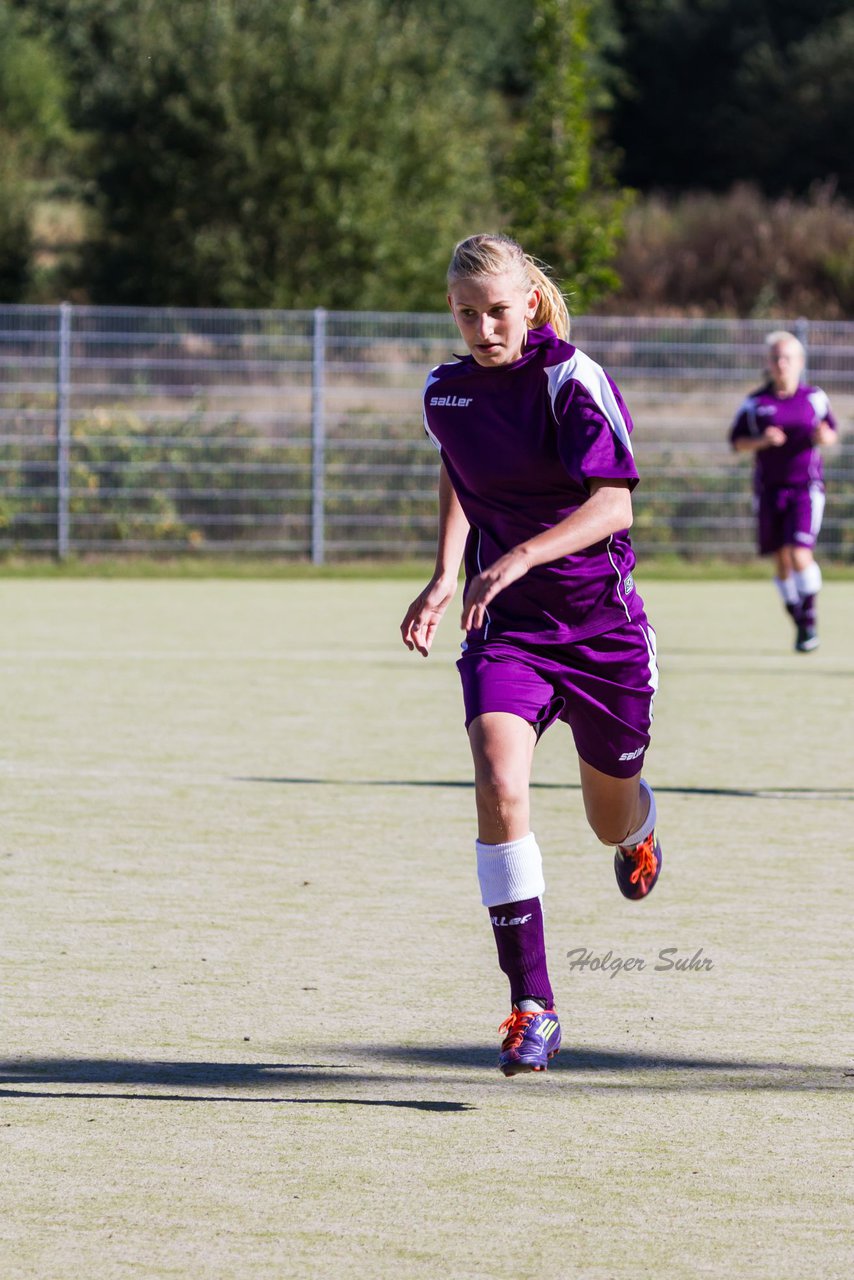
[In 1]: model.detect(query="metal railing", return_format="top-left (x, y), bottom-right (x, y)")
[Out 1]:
top-left (1, 305), bottom-right (852, 561)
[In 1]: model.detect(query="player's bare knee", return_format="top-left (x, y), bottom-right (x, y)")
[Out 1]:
top-left (582, 795), bottom-right (634, 845)
top-left (475, 768), bottom-right (527, 816)
top-left (586, 779), bottom-right (654, 847)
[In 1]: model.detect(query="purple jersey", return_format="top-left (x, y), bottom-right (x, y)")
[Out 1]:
top-left (423, 324), bottom-right (643, 644)
top-left (729, 383), bottom-right (837, 493)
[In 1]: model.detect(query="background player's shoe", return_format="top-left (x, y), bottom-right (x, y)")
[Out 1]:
top-left (795, 623), bottom-right (819, 652)
top-left (497, 1006), bottom-right (562, 1076)
top-left (614, 832), bottom-right (662, 900)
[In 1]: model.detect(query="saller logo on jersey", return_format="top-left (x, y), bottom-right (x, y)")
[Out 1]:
top-left (429, 395), bottom-right (473, 407)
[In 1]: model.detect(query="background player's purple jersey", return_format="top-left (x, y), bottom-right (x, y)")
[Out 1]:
top-left (423, 324), bottom-right (643, 644)
top-left (729, 383), bottom-right (837, 492)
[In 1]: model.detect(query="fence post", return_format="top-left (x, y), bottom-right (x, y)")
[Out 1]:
top-left (56, 301), bottom-right (72, 560)
top-left (794, 316), bottom-right (810, 372)
top-left (311, 307), bottom-right (327, 565)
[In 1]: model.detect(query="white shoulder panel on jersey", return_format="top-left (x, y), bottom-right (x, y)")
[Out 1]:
top-left (423, 369), bottom-right (443, 451)
top-left (807, 388), bottom-right (831, 422)
top-left (545, 350), bottom-right (633, 456)
top-left (735, 394), bottom-right (760, 435)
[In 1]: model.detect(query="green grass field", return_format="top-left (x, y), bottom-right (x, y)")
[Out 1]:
top-left (1, 578), bottom-right (851, 1278)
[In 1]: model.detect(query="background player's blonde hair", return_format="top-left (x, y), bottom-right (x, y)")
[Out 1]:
top-left (447, 234), bottom-right (571, 340)
top-left (765, 330), bottom-right (805, 358)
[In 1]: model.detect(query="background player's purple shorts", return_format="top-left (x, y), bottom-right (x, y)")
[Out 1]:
top-left (457, 615), bottom-right (658, 779)
top-left (756, 483), bottom-right (825, 555)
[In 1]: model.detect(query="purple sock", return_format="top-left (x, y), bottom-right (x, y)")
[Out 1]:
top-left (799, 593), bottom-right (816, 629)
top-left (488, 896), bottom-right (553, 1007)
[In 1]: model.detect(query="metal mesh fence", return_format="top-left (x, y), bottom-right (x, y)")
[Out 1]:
top-left (1, 305), bottom-right (852, 561)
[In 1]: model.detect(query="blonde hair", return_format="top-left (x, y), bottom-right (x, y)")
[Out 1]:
top-left (447, 234), bottom-right (571, 340)
top-left (765, 330), bottom-right (805, 359)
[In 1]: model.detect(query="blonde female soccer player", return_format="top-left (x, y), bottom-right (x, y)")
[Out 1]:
top-left (400, 234), bottom-right (661, 1076)
top-left (730, 331), bottom-right (837, 652)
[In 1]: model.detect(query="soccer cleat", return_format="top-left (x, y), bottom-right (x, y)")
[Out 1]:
top-left (614, 831), bottom-right (662, 901)
top-left (497, 1006), bottom-right (562, 1076)
top-left (795, 624), bottom-right (819, 652)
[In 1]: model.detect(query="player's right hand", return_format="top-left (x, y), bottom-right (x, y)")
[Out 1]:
top-left (400, 579), bottom-right (456, 657)
top-left (761, 426), bottom-right (786, 447)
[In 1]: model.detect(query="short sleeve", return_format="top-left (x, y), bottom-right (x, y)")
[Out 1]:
top-left (808, 388), bottom-right (837, 433)
top-left (730, 397), bottom-right (757, 446)
top-left (560, 383), bottom-right (639, 491)
top-left (546, 353), bottom-right (639, 492)
top-left (422, 369), bottom-right (442, 452)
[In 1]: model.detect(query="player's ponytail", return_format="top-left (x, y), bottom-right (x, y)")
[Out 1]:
top-left (524, 256), bottom-right (571, 340)
top-left (447, 234), bottom-right (571, 340)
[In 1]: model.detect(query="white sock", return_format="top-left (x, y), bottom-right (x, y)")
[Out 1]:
top-left (774, 576), bottom-right (799, 607)
top-left (619, 779), bottom-right (656, 849)
top-left (794, 563), bottom-right (822, 599)
top-left (476, 832), bottom-right (544, 908)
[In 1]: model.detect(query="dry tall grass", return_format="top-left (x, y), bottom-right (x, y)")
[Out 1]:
top-left (601, 184), bottom-right (854, 318)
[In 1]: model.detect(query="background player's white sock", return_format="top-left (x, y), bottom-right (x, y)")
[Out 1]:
top-left (476, 832), bottom-right (544, 907)
top-left (774, 576), bottom-right (799, 607)
top-left (619, 778), bottom-right (656, 848)
top-left (794, 562), bottom-right (822, 600)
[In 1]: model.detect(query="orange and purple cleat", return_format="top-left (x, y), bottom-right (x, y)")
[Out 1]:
top-left (497, 1006), bottom-right (562, 1076)
top-left (614, 831), bottom-right (662, 901)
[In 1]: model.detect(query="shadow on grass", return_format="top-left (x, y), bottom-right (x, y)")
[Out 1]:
top-left (379, 1044), bottom-right (853, 1091)
top-left (237, 776), bottom-right (854, 801)
top-left (0, 1059), bottom-right (473, 1111)
top-left (1, 1053), bottom-right (849, 1098)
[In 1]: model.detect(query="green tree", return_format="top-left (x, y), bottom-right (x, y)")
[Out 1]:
top-left (17, 0), bottom-right (502, 309)
top-left (610, 0), bottom-right (854, 196)
top-left (502, 0), bottom-right (631, 311)
top-left (381, 0), bottom-right (533, 98)
top-left (0, 1), bottom-right (70, 299)
top-left (731, 10), bottom-right (854, 196)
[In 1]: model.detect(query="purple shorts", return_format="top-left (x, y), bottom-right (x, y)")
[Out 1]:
top-left (756, 483), bottom-right (825, 555)
top-left (457, 615), bottom-right (658, 779)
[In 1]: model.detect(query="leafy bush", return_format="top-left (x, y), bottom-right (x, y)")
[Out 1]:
top-left (0, 411), bottom-right (314, 552)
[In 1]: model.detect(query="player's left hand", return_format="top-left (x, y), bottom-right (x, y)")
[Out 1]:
top-left (461, 548), bottom-right (531, 632)
top-left (812, 422), bottom-right (837, 447)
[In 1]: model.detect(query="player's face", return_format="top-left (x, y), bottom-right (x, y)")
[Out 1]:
top-left (447, 274), bottom-right (540, 367)
top-left (767, 341), bottom-right (804, 396)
